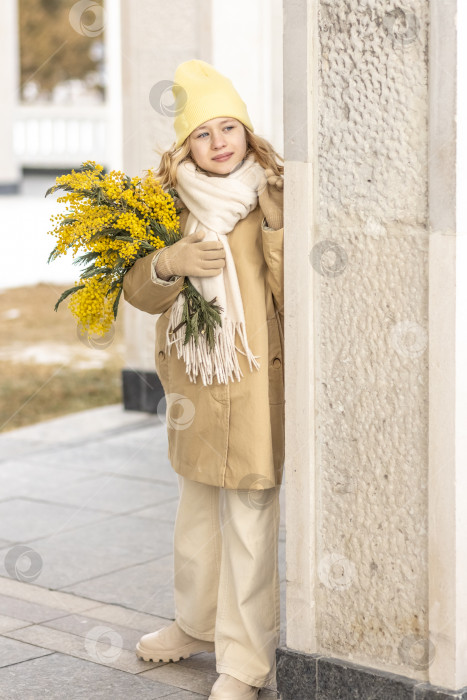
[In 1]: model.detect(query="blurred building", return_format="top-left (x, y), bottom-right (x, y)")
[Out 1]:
top-left (2, 0), bottom-right (110, 188)
top-left (0, 0), bottom-right (118, 288)
top-left (1, 0), bottom-right (21, 193)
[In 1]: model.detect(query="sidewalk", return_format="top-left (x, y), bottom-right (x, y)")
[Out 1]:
top-left (0, 405), bottom-right (285, 699)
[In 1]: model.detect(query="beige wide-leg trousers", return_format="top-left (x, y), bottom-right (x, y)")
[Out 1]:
top-left (173, 474), bottom-right (281, 688)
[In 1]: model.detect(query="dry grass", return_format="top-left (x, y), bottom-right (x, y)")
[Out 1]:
top-left (0, 283), bottom-right (125, 433)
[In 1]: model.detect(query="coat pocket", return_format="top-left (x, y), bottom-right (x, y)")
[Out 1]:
top-left (267, 315), bottom-right (284, 405)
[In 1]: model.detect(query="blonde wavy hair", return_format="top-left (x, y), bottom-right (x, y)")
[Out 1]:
top-left (152, 124), bottom-right (284, 191)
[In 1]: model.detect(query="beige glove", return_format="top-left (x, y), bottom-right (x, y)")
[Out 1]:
top-left (258, 168), bottom-right (284, 230)
top-left (155, 230), bottom-right (226, 279)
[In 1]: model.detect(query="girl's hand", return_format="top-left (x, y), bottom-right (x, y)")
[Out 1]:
top-left (263, 169), bottom-right (284, 191)
top-left (156, 230), bottom-right (226, 278)
top-left (258, 169), bottom-right (284, 230)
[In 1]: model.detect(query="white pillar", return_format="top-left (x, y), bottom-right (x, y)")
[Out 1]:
top-left (104, 0), bottom-right (123, 171)
top-left (0, 0), bottom-right (20, 191)
top-left (283, 0), bottom-right (317, 655)
top-left (120, 0), bottom-right (284, 407)
top-left (119, 0), bottom-right (212, 407)
top-left (428, 0), bottom-right (467, 689)
top-left (211, 0), bottom-right (283, 153)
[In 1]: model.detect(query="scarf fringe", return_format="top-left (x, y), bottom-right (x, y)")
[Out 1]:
top-left (165, 294), bottom-right (260, 386)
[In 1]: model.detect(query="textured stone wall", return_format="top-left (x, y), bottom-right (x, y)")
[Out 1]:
top-left (315, 0), bottom-right (430, 675)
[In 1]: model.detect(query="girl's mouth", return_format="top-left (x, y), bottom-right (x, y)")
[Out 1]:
top-left (212, 153), bottom-right (233, 162)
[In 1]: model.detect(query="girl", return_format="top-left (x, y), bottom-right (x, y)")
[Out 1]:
top-left (123, 59), bottom-right (284, 700)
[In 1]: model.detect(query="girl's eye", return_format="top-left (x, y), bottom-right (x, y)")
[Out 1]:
top-left (197, 125), bottom-right (235, 139)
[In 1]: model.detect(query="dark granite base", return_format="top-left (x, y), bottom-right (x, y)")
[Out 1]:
top-left (276, 648), bottom-right (467, 699)
top-left (121, 369), bottom-right (164, 413)
top-left (0, 182), bottom-right (20, 194)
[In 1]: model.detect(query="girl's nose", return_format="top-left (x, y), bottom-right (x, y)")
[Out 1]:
top-left (211, 131), bottom-right (227, 149)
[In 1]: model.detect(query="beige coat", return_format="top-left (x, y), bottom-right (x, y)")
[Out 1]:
top-left (122, 190), bottom-right (284, 490)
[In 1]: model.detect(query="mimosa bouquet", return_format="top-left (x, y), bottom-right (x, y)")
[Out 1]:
top-left (46, 161), bottom-right (223, 348)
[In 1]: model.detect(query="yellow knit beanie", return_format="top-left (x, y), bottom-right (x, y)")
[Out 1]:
top-left (172, 59), bottom-right (254, 149)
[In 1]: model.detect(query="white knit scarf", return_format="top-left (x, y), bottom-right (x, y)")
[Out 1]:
top-left (165, 153), bottom-right (267, 386)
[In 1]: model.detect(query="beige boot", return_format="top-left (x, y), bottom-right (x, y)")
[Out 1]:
top-left (209, 673), bottom-right (260, 699)
top-left (136, 620), bottom-right (214, 662)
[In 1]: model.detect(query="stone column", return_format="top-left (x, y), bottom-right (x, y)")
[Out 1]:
top-left (277, 0), bottom-right (467, 697)
top-left (118, 0), bottom-right (212, 411)
top-left (0, 0), bottom-right (20, 192)
top-left (119, 0), bottom-right (284, 411)
top-left (211, 0), bottom-right (283, 151)
top-left (104, 0), bottom-right (124, 172)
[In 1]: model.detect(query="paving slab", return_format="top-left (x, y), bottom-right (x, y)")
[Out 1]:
top-left (26, 447), bottom-right (177, 487)
top-left (0, 460), bottom-right (97, 502)
top-left (0, 636), bottom-right (52, 668)
top-left (0, 514), bottom-right (174, 589)
top-left (27, 426), bottom-right (176, 485)
top-left (0, 594), bottom-right (72, 624)
top-left (4, 623), bottom-right (161, 674)
top-left (177, 652), bottom-right (217, 675)
top-left (74, 602), bottom-right (171, 632)
top-left (42, 611), bottom-right (160, 653)
top-left (0, 613), bottom-right (32, 634)
top-left (126, 498), bottom-right (179, 522)
top-left (0, 576), bottom-right (100, 614)
top-left (0, 498), bottom-right (112, 542)
top-left (141, 663), bottom-right (217, 695)
top-left (64, 554), bottom-right (176, 618)
top-left (30, 471), bottom-right (179, 514)
top-left (0, 405), bottom-right (155, 448)
top-left (0, 437), bottom-right (51, 462)
top-left (0, 652), bottom-right (183, 699)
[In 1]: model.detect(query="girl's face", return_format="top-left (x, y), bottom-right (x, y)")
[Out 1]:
top-left (188, 117), bottom-right (248, 176)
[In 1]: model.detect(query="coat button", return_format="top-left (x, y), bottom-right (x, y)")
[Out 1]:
top-left (272, 357), bottom-right (281, 368)
top-left (158, 350), bottom-right (165, 360)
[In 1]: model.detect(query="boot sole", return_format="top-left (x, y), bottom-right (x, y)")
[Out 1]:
top-left (135, 641), bottom-right (214, 663)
